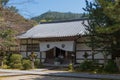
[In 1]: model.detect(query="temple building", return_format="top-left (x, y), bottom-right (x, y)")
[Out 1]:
top-left (17, 19), bottom-right (111, 65)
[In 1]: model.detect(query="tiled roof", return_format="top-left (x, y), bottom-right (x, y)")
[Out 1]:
top-left (18, 19), bottom-right (87, 39)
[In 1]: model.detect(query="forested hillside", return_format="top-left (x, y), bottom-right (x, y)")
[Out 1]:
top-left (0, 0), bottom-right (37, 48)
top-left (0, 8), bottom-right (36, 34)
top-left (31, 11), bottom-right (86, 22)
top-left (0, 0), bottom-right (36, 34)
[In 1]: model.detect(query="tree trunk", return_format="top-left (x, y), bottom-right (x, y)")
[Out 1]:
top-left (31, 61), bottom-right (34, 69)
top-left (115, 57), bottom-right (120, 71)
top-left (103, 53), bottom-right (108, 68)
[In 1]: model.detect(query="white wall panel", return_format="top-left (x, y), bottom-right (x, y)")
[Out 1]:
top-left (21, 52), bottom-right (26, 58)
top-left (20, 45), bottom-right (27, 51)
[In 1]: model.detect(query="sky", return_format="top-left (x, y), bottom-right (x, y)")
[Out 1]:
top-left (8, 0), bottom-right (93, 19)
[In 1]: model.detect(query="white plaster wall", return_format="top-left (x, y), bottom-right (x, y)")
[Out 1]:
top-left (35, 52), bottom-right (40, 58)
top-left (76, 51), bottom-right (111, 64)
top-left (76, 51), bottom-right (91, 63)
top-left (94, 52), bottom-right (104, 59)
top-left (94, 52), bottom-right (111, 59)
top-left (27, 52), bottom-right (31, 56)
top-left (76, 51), bottom-right (92, 59)
top-left (99, 60), bottom-right (104, 64)
top-left (20, 51), bottom-right (45, 59)
top-left (76, 60), bottom-right (84, 63)
top-left (76, 52), bottom-right (84, 59)
top-left (76, 41), bottom-right (112, 63)
top-left (20, 45), bottom-right (26, 51)
top-left (107, 55), bottom-right (111, 59)
top-left (86, 52), bottom-right (92, 59)
top-left (21, 52), bottom-right (26, 58)
top-left (41, 52), bottom-right (46, 58)
top-left (41, 52), bottom-right (46, 62)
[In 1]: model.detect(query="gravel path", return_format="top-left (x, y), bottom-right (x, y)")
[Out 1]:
top-left (1, 75), bottom-right (98, 80)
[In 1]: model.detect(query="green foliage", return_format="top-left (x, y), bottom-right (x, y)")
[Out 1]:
top-left (22, 59), bottom-right (32, 70)
top-left (1, 64), bottom-right (8, 69)
top-left (0, 52), bottom-right (12, 69)
top-left (10, 54), bottom-right (22, 69)
top-left (83, 0), bottom-right (120, 59)
top-left (7, 6), bottom-right (18, 13)
top-left (69, 63), bottom-right (74, 71)
top-left (0, 0), bottom-right (9, 7)
top-left (34, 59), bottom-right (40, 68)
top-left (35, 59), bottom-right (44, 68)
top-left (11, 63), bottom-right (22, 69)
top-left (0, 29), bottom-right (15, 50)
top-left (98, 0), bottom-right (120, 22)
top-left (31, 11), bottom-right (85, 22)
top-left (104, 60), bottom-right (118, 73)
top-left (79, 60), bottom-right (98, 71)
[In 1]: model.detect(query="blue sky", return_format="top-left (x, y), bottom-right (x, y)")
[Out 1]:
top-left (8, 0), bottom-right (93, 19)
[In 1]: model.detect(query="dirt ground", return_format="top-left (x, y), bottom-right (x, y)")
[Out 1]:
top-left (0, 75), bottom-right (99, 80)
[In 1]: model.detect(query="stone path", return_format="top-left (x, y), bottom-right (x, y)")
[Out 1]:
top-left (0, 69), bottom-right (120, 80)
top-left (0, 75), bottom-right (98, 80)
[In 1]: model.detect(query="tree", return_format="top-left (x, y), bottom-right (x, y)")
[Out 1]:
top-left (0, 0), bottom-right (36, 67)
top-left (10, 54), bottom-right (22, 69)
top-left (83, 0), bottom-right (120, 65)
top-left (0, 0), bottom-right (9, 7)
top-left (0, 29), bottom-right (15, 67)
top-left (7, 6), bottom-right (18, 13)
top-left (29, 52), bottom-right (37, 69)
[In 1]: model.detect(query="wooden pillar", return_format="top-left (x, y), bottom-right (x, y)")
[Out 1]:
top-left (26, 39), bottom-right (28, 57)
top-left (54, 47), bottom-right (56, 57)
top-left (31, 38), bottom-right (33, 52)
top-left (65, 51), bottom-right (68, 59)
top-left (74, 40), bottom-right (77, 64)
top-left (39, 51), bottom-right (42, 63)
top-left (91, 36), bottom-right (95, 60)
top-left (19, 40), bottom-right (21, 54)
top-left (39, 40), bottom-right (42, 64)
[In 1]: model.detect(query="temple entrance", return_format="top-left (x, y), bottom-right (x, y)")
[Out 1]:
top-left (45, 48), bottom-right (54, 64)
top-left (40, 41), bottom-right (75, 65)
top-left (55, 47), bottom-right (66, 64)
top-left (45, 47), bottom-right (73, 64)
top-left (55, 47), bottom-right (65, 58)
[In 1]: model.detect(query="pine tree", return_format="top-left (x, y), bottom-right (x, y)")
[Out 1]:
top-left (83, 0), bottom-right (120, 62)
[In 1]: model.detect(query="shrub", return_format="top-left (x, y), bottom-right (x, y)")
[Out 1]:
top-left (34, 59), bottom-right (40, 68)
top-left (1, 65), bottom-right (8, 69)
top-left (69, 63), bottom-right (74, 71)
top-left (79, 60), bottom-right (96, 71)
top-left (22, 59), bottom-right (32, 70)
top-left (10, 54), bottom-right (22, 69)
top-left (11, 63), bottom-right (22, 69)
top-left (34, 59), bottom-right (44, 68)
top-left (104, 60), bottom-right (118, 73)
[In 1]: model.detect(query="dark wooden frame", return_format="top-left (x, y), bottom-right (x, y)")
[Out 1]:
top-left (19, 35), bottom-right (113, 65)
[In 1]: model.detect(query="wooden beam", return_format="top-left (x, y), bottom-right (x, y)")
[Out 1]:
top-left (76, 50), bottom-right (110, 52)
top-left (74, 40), bottom-right (77, 64)
top-left (26, 39), bottom-right (28, 57)
top-left (39, 43), bottom-right (42, 64)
